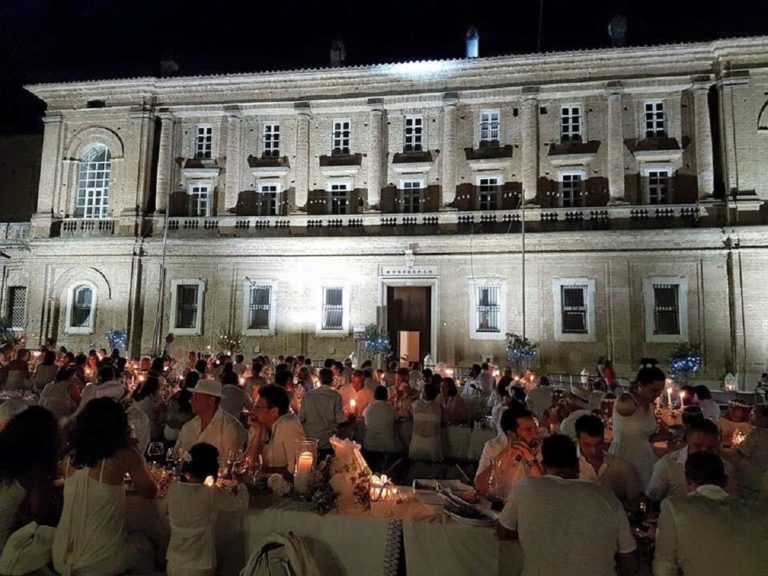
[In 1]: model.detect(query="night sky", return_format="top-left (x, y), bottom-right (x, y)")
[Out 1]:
top-left (1, 0), bottom-right (767, 134)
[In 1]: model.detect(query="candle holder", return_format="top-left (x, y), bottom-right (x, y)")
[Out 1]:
top-left (369, 474), bottom-right (396, 517)
top-left (294, 438), bottom-right (319, 494)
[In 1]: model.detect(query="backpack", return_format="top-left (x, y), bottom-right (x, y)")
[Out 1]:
top-left (240, 532), bottom-right (320, 576)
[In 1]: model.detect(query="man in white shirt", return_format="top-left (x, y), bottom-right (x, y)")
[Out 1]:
top-left (525, 376), bottom-right (552, 422)
top-left (654, 452), bottom-right (768, 576)
top-left (475, 408), bottom-right (543, 499)
top-left (647, 417), bottom-right (737, 500)
top-left (556, 388), bottom-right (593, 439)
top-left (232, 354), bottom-right (248, 377)
top-left (245, 384), bottom-right (305, 474)
top-left (362, 385), bottom-right (400, 453)
top-left (460, 364), bottom-right (485, 399)
top-left (175, 379), bottom-right (246, 460)
top-left (300, 368), bottom-right (349, 450)
top-left (575, 413), bottom-right (642, 507)
top-left (75, 365), bottom-right (127, 415)
top-left (478, 362), bottom-right (496, 396)
top-left (339, 370), bottom-right (374, 417)
top-left (497, 434), bottom-right (638, 576)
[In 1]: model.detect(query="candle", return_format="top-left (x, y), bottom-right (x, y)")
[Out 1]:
top-left (666, 388), bottom-right (673, 407)
top-left (294, 451), bottom-right (314, 493)
top-left (204, 475), bottom-right (215, 487)
top-left (350, 399), bottom-right (357, 413)
top-left (732, 429), bottom-right (746, 447)
top-left (679, 390), bottom-right (686, 407)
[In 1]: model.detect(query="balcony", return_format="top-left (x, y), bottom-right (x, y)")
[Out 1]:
top-left (58, 218), bottom-right (116, 237)
top-left (464, 145), bottom-right (513, 171)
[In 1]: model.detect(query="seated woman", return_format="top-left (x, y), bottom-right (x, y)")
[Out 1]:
top-left (0, 406), bottom-right (60, 550)
top-left (164, 443), bottom-right (248, 576)
top-left (4, 348), bottom-right (31, 392)
top-left (29, 350), bottom-right (59, 394)
top-left (164, 371), bottom-right (198, 444)
top-left (132, 375), bottom-right (167, 441)
top-left (410, 382), bottom-right (444, 462)
top-left (39, 367), bottom-right (81, 420)
top-left (363, 386), bottom-right (400, 453)
top-left (53, 397), bottom-right (158, 576)
top-left (441, 377), bottom-right (469, 424)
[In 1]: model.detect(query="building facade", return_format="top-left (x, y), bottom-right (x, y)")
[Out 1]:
top-left (2, 37), bottom-right (768, 385)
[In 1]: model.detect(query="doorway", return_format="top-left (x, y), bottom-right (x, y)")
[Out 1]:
top-left (386, 286), bottom-right (432, 364)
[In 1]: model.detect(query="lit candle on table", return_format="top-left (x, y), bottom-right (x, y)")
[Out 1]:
top-left (679, 390), bottom-right (686, 407)
top-left (294, 451), bottom-right (314, 493)
top-left (350, 398), bottom-right (357, 414)
top-left (666, 388), bottom-right (673, 408)
top-left (204, 475), bottom-right (215, 487)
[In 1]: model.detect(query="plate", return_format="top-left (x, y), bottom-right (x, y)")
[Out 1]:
top-left (444, 505), bottom-right (495, 527)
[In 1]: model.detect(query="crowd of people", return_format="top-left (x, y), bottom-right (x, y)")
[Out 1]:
top-left (0, 339), bottom-right (767, 575)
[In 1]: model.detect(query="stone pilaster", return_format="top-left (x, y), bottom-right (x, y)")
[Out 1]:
top-left (693, 83), bottom-right (715, 199)
top-left (31, 115), bottom-right (64, 237)
top-left (441, 93), bottom-right (458, 207)
top-left (225, 112), bottom-right (242, 212)
top-left (155, 114), bottom-right (175, 213)
top-left (294, 102), bottom-right (311, 210)
top-left (367, 100), bottom-right (384, 209)
top-left (606, 84), bottom-right (627, 203)
top-left (521, 91), bottom-right (539, 204)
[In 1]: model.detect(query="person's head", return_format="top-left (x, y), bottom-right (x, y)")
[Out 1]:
top-left (183, 370), bottom-right (201, 390)
top-left (762, 372), bottom-right (768, 383)
top-left (0, 406), bottom-right (60, 484)
top-left (194, 359), bottom-right (208, 375)
top-left (374, 385), bottom-right (389, 402)
top-left (441, 377), bottom-right (458, 398)
top-left (41, 350), bottom-right (56, 366)
top-left (351, 370), bottom-right (365, 391)
top-left (604, 359), bottom-right (613, 369)
top-left (422, 381), bottom-right (439, 401)
top-left (15, 348), bottom-right (30, 362)
top-left (133, 375), bottom-right (160, 402)
top-left (694, 385), bottom-right (712, 401)
top-left (252, 385), bottom-right (290, 428)
top-left (500, 408), bottom-right (539, 448)
top-left (220, 370), bottom-right (239, 386)
top-left (297, 366), bottom-right (312, 381)
top-left (333, 361), bottom-right (344, 376)
top-left (728, 402), bottom-right (750, 422)
top-left (632, 362), bottom-right (665, 404)
top-left (190, 380), bottom-right (223, 418)
top-left (251, 361), bottom-right (263, 376)
top-left (685, 451), bottom-right (727, 491)
top-left (682, 406), bottom-right (705, 432)
top-left (69, 398), bottom-right (131, 468)
top-left (97, 365), bottom-right (115, 384)
top-left (150, 356), bottom-right (165, 374)
top-left (387, 361), bottom-right (398, 372)
top-left (574, 414), bottom-right (605, 463)
top-left (396, 367), bottom-right (410, 385)
top-left (74, 353), bottom-right (87, 367)
top-left (469, 364), bottom-right (481, 378)
top-left (318, 368), bottom-right (334, 387)
top-left (538, 376), bottom-right (550, 387)
top-left (165, 333), bottom-right (175, 343)
top-left (481, 362), bottom-right (490, 372)
top-left (541, 434), bottom-right (579, 479)
top-left (181, 442), bottom-right (219, 482)
top-left (274, 369), bottom-right (293, 388)
top-left (750, 405), bottom-right (768, 428)
top-left (687, 417), bottom-right (720, 454)
top-left (55, 366), bottom-right (75, 383)
top-left (323, 358), bottom-right (334, 369)
top-left (235, 354), bottom-right (244, 364)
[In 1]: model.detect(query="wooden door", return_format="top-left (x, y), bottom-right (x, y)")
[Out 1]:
top-left (386, 286), bottom-right (431, 363)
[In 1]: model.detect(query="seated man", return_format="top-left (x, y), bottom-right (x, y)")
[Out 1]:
top-left (475, 408), bottom-right (542, 500)
top-left (363, 385), bottom-right (400, 453)
top-left (460, 364), bottom-right (484, 399)
top-left (245, 384), bottom-right (305, 474)
top-left (654, 452), bottom-right (768, 576)
top-left (735, 405), bottom-right (768, 498)
top-left (647, 417), bottom-right (737, 500)
top-left (300, 367), bottom-right (349, 451)
top-left (497, 434), bottom-right (638, 576)
top-left (575, 414), bottom-right (642, 508)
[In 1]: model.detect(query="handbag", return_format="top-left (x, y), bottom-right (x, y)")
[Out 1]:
top-left (0, 521), bottom-right (55, 576)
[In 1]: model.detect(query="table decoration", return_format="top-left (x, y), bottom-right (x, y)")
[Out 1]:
top-left (329, 436), bottom-right (373, 511)
top-left (369, 474), bottom-right (397, 517)
top-left (294, 439), bottom-right (319, 494)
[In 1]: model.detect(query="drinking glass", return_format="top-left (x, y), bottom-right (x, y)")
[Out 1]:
top-left (166, 447), bottom-right (182, 473)
top-left (226, 448), bottom-right (244, 477)
top-left (147, 442), bottom-right (165, 463)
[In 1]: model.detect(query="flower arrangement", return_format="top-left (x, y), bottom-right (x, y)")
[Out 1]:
top-left (363, 323), bottom-right (391, 356)
top-left (668, 342), bottom-right (701, 382)
top-left (217, 328), bottom-right (243, 354)
top-left (505, 332), bottom-right (538, 362)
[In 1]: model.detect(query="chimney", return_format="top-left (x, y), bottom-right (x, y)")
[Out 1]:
top-left (466, 26), bottom-right (480, 59)
top-left (608, 15), bottom-right (628, 48)
top-left (330, 38), bottom-right (346, 67)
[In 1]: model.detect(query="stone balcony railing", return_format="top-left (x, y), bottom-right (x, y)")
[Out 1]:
top-left (151, 203), bottom-right (709, 236)
top-left (0, 222), bottom-right (31, 242)
top-left (59, 218), bottom-right (116, 237)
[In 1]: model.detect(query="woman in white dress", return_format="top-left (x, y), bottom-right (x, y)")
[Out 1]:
top-left (609, 363), bottom-right (665, 488)
top-left (0, 406), bottom-right (60, 550)
top-left (132, 375), bottom-right (166, 440)
top-left (409, 382), bottom-right (444, 462)
top-left (164, 442), bottom-right (248, 576)
top-left (53, 397), bottom-right (158, 576)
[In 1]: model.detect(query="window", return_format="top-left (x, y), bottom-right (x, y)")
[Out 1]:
top-left (195, 125), bottom-right (213, 159)
top-left (76, 144), bottom-right (111, 219)
top-left (262, 124), bottom-right (280, 158)
top-left (644, 277), bottom-right (688, 343)
top-left (645, 169), bottom-right (671, 205)
top-left (476, 176), bottom-right (501, 211)
top-left (332, 119), bottom-right (351, 155)
top-left (553, 278), bottom-right (596, 342)
top-left (246, 284), bottom-right (272, 331)
top-left (65, 282), bottom-right (97, 334)
top-left (469, 280), bottom-right (507, 340)
top-left (560, 106), bottom-right (582, 142)
top-left (479, 110), bottom-right (500, 147)
top-left (322, 287), bottom-right (344, 331)
top-left (644, 101), bottom-right (666, 138)
top-left (400, 180), bottom-right (423, 213)
top-left (170, 280), bottom-right (205, 336)
top-left (404, 116), bottom-right (424, 152)
top-left (188, 183), bottom-right (212, 217)
top-left (257, 182), bottom-right (281, 216)
top-left (559, 172), bottom-right (585, 208)
top-left (328, 182), bottom-right (350, 215)
top-left (7, 287), bottom-right (26, 330)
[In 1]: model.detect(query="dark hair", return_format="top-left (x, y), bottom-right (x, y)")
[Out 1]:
top-left (500, 408), bottom-right (533, 434)
top-left (56, 366), bottom-right (75, 382)
top-left (220, 371), bottom-right (239, 386)
top-left (68, 398), bottom-right (131, 468)
top-left (150, 357), bottom-right (165, 374)
top-left (275, 370), bottom-right (293, 388)
top-left (682, 406), bottom-right (705, 428)
top-left (422, 382), bottom-right (439, 401)
top-left (318, 368), bottom-right (334, 386)
top-left (541, 434), bottom-right (578, 470)
top-left (0, 406), bottom-right (60, 484)
top-left (442, 377), bottom-right (458, 397)
top-left (258, 385), bottom-right (290, 415)
top-left (182, 443), bottom-right (220, 481)
top-left (115, 356), bottom-right (127, 376)
top-left (235, 354), bottom-right (244, 363)
top-left (685, 452), bottom-right (726, 487)
top-left (251, 362), bottom-right (263, 376)
top-left (75, 353), bottom-right (87, 366)
top-left (635, 362), bottom-right (665, 387)
top-left (97, 365), bottom-right (115, 383)
top-left (397, 367), bottom-right (410, 379)
top-left (575, 413), bottom-right (605, 438)
top-left (194, 359), bottom-right (208, 374)
top-left (694, 385), bottom-right (712, 400)
top-left (481, 362), bottom-right (489, 370)
top-left (133, 375), bottom-right (160, 402)
top-left (323, 358), bottom-right (334, 369)
top-left (688, 417), bottom-right (719, 437)
top-left (41, 350), bottom-right (56, 366)
top-left (275, 363), bottom-right (291, 374)
top-left (334, 361), bottom-right (344, 372)
top-left (509, 385), bottom-right (527, 404)
top-left (374, 386), bottom-right (389, 401)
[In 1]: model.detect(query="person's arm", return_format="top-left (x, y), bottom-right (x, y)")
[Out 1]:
top-left (645, 457), bottom-right (669, 501)
top-left (495, 485), bottom-right (519, 540)
top-left (614, 497), bottom-right (639, 576)
top-left (121, 447), bottom-right (158, 498)
top-left (652, 500), bottom-right (679, 576)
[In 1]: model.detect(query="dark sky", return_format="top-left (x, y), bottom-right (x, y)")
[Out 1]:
top-left (1, 0), bottom-right (767, 133)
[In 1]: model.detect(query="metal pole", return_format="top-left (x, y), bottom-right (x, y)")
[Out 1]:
top-left (521, 196), bottom-right (526, 340)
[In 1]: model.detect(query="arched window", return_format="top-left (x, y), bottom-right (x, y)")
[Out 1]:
top-left (67, 284), bottom-right (96, 333)
top-left (76, 144), bottom-right (111, 218)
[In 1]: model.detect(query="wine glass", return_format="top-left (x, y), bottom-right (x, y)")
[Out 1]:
top-left (226, 448), bottom-right (243, 477)
top-left (147, 442), bottom-right (165, 464)
top-left (166, 447), bottom-right (182, 473)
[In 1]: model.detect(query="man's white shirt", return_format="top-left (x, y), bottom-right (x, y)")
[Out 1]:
top-left (175, 407), bottom-right (246, 460)
top-left (299, 385), bottom-right (346, 449)
top-left (578, 451), bottom-right (642, 503)
top-left (646, 447), bottom-right (737, 500)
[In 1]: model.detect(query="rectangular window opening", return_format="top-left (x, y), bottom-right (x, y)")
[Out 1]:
top-left (476, 286), bottom-right (500, 332)
top-left (561, 285), bottom-right (588, 334)
top-left (322, 287), bottom-right (344, 330)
